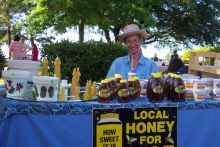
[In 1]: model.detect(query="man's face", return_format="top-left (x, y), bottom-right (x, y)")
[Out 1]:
top-left (125, 35), bottom-right (142, 56)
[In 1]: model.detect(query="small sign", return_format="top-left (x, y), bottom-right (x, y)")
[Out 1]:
top-left (93, 107), bottom-right (177, 147)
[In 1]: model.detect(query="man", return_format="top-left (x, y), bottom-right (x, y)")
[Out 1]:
top-left (107, 24), bottom-right (158, 79)
top-left (20, 35), bottom-right (32, 60)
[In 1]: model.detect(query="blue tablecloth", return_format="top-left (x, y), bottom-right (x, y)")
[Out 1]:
top-left (1, 96), bottom-right (220, 147)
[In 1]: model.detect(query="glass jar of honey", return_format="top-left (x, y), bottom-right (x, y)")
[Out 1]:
top-left (114, 74), bottom-right (122, 90)
top-left (148, 73), bottom-right (164, 103)
top-left (172, 74), bottom-right (186, 102)
top-left (109, 77), bottom-right (117, 99)
top-left (127, 78), bottom-right (136, 100)
top-left (98, 80), bottom-right (111, 103)
top-left (118, 80), bottom-right (129, 103)
top-left (134, 77), bottom-right (141, 99)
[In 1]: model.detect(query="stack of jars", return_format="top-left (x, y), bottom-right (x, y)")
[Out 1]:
top-left (98, 72), bottom-right (186, 103)
top-left (147, 73), bottom-right (186, 102)
top-left (98, 74), bottom-right (141, 103)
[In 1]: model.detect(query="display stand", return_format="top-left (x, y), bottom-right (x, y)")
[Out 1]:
top-left (188, 52), bottom-right (220, 78)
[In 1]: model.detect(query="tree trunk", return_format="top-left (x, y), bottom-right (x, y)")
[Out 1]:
top-left (30, 35), bottom-right (34, 45)
top-left (113, 27), bottom-right (120, 42)
top-left (79, 19), bottom-right (85, 42)
top-left (7, 25), bottom-right (11, 58)
top-left (104, 29), bottom-right (111, 43)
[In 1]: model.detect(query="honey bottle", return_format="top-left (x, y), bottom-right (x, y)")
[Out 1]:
top-left (98, 80), bottom-right (111, 103)
top-left (172, 75), bottom-right (186, 102)
top-left (146, 73), bottom-right (156, 99)
top-left (118, 80), bottom-right (129, 103)
top-left (127, 78), bottom-right (136, 100)
top-left (148, 73), bottom-right (164, 103)
top-left (134, 77), bottom-right (141, 99)
top-left (168, 74), bottom-right (176, 101)
top-left (105, 78), bottom-right (113, 99)
top-left (114, 74), bottom-right (122, 90)
top-left (109, 77), bottom-right (117, 99)
top-left (164, 73), bottom-right (172, 99)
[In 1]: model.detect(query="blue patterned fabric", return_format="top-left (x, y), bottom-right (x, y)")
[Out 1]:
top-left (1, 96), bottom-right (220, 122)
top-left (1, 95), bottom-right (220, 147)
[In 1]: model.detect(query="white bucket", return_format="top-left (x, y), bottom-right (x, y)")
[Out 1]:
top-left (33, 76), bottom-right (58, 101)
top-left (7, 60), bottom-right (41, 78)
top-left (2, 70), bottom-right (30, 99)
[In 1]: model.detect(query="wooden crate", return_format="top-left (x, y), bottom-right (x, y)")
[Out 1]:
top-left (188, 52), bottom-right (220, 78)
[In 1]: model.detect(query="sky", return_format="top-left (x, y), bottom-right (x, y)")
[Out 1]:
top-left (1, 27), bottom-right (179, 60)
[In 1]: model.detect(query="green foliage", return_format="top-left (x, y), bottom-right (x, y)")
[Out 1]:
top-left (181, 46), bottom-right (220, 61)
top-left (0, 49), bottom-right (6, 78)
top-left (41, 40), bottom-right (128, 85)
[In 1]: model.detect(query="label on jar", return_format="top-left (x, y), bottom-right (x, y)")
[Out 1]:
top-left (153, 86), bottom-right (163, 94)
top-left (118, 89), bottom-right (129, 97)
top-left (175, 85), bottom-right (186, 94)
top-left (98, 89), bottom-right (110, 98)
top-left (128, 87), bottom-right (135, 95)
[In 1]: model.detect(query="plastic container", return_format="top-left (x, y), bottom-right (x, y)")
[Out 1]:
top-left (193, 79), bottom-right (207, 90)
top-left (205, 88), bottom-right (213, 99)
top-left (213, 89), bottom-right (220, 100)
top-left (202, 78), bottom-right (213, 90)
top-left (33, 76), bottom-right (58, 101)
top-left (193, 90), bottom-right (206, 101)
top-left (2, 70), bottom-right (30, 99)
top-left (7, 60), bottom-right (41, 78)
top-left (183, 78), bottom-right (194, 90)
top-left (185, 89), bottom-right (194, 100)
top-left (213, 79), bottom-right (220, 90)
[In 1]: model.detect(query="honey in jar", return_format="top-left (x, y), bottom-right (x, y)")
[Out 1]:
top-left (148, 73), bottom-right (164, 102)
top-left (168, 73), bottom-right (176, 100)
top-left (118, 80), bottom-right (129, 103)
top-left (105, 78), bottom-right (113, 99)
top-left (127, 78), bottom-right (136, 100)
top-left (114, 74), bottom-right (122, 90)
top-left (134, 77), bottom-right (141, 99)
top-left (109, 77), bottom-right (117, 99)
top-left (146, 73), bottom-right (156, 99)
top-left (172, 75), bottom-right (186, 102)
top-left (98, 80), bottom-right (111, 103)
top-left (164, 73), bottom-right (172, 99)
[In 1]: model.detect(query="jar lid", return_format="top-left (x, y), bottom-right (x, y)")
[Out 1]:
top-left (108, 77), bottom-right (114, 81)
top-left (153, 73), bottom-right (162, 78)
top-left (115, 74), bottom-right (122, 78)
top-left (105, 78), bottom-right (111, 83)
top-left (101, 80), bottom-right (108, 84)
top-left (128, 78), bottom-right (135, 82)
top-left (120, 79), bottom-right (127, 83)
top-left (175, 75), bottom-right (182, 79)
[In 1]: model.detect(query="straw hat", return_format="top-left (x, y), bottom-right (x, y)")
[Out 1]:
top-left (118, 24), bottom-right (147, 42)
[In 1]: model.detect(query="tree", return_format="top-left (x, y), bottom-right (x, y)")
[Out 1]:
top-left (0, 0), bottom-right (34, 55)
top-left (146, 0), bottom-right (220, 46)
top-left (25, 0), bottom-right (220, 47)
